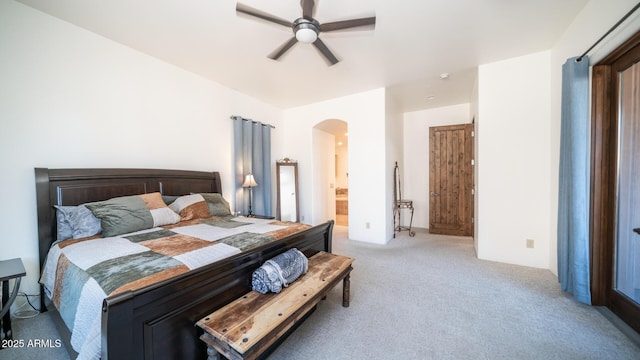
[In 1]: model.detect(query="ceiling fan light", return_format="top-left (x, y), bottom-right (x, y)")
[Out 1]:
top-left (296, 28), bottom-right (318, 43)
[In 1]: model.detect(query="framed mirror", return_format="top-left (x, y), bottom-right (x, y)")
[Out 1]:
top-left (276, 158), bottom-right (299, 222)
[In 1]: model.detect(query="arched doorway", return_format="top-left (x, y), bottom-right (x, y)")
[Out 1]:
top-left (313, 119), bottom-right (349, 227)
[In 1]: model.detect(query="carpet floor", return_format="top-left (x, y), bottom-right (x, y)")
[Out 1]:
top-left (4, 226), bottom-right (639, 359)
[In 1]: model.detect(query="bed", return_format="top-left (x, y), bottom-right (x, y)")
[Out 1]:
top-left (35, 167), bottom-right (334, 360)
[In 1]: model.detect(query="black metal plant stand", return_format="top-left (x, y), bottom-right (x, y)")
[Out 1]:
top-left (393, 161), bottom-right (415, 237)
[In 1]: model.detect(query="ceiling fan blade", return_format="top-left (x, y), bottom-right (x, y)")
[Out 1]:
top-left (268, 37), bottom-right (299, 60)
top-left (312, 38), bottom-right (339, 66)
top-left (320, 16), bottom-right (376, 32)
top-left (301, 0), bottom-right (315, 19)
top-left (236, 3), bottom-right (293, 28)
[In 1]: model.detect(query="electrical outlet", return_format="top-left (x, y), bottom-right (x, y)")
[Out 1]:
top-left (365, 222), bottom-right (370, 229)
top-left (526, 239), bottom-right (534, 248)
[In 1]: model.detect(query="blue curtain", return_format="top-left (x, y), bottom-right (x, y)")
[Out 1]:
top-left (557, 56), bottom-right (591, 304)
top-left (233, 116), bottom-right (272, 217)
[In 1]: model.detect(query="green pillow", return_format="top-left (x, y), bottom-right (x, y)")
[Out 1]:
top-left (86, 195), bottom-right (154, 237)
top-left (200, 193), bottom-right (231, 216)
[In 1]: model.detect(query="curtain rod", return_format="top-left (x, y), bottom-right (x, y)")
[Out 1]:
top-left (577, 2), bottom-right (640, 62)
top-left (230, 115), bottom-right (275, 129)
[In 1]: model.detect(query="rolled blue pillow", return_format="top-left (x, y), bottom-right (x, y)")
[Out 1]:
top-left (251, 248), bottom-right (308, 294)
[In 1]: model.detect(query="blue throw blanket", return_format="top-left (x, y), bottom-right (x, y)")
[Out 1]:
top-left (252, 248), bottom-right (308, 294)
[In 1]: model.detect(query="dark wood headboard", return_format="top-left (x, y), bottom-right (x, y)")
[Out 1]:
top-left (34, 168), bottom-right (222, 271)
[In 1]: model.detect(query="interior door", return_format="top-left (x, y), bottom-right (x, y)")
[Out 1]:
top-left (429, 124), bottom-right (474, 236)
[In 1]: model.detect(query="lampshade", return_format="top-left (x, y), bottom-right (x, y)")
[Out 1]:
top-left (296, 28), bottom-right (318, 44)
top-left (242, 174), bottom-right (258, 188)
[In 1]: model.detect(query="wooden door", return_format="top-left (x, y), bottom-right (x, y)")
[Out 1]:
top-left (429, 124), bottom-right (474, 236)
top-left (591, 30), bottom-right (640, 333)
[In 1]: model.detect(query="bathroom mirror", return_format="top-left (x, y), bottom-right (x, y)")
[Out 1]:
top-left (276, 158), bottom-right (299, 222)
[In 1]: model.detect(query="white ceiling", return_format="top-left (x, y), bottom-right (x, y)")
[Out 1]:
top-left (17, 0), bottom-right (588, 113)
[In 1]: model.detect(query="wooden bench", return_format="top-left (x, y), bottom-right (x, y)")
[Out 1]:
top-left (196, 251), bottom-right (354, 360)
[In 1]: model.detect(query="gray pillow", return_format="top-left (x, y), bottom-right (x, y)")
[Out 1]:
top-left (161, 195), bottom-right (179, 205)
top-left (54, 205), bottom-right (102, 240)
top-left (85, 195), bottom-right (154, 237)
top-left (54, 205), bottom-right (74, 240)
top-left (200, 193), bottom-right (231, 216)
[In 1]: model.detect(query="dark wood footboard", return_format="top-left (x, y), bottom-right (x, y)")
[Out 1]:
top-left (102, 220), bottom-right (333, 360)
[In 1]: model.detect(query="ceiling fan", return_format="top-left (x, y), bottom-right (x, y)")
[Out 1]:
top-left (236, 0), bottom-right (376, 66)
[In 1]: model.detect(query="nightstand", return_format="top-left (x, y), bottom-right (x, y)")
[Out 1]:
top-left (0, 258), bottom-right (26, 346)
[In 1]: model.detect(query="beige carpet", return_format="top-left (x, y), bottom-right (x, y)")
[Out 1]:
top-left (5, 225), bottom-right (640, 359)
top-left (269, 226), bottom-right (639, 360)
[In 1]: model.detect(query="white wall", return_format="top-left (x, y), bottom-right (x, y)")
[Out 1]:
top-left (280, 89), bottom-right (389, 244)
top-left (477, 50), bottom-right (551, 269)
top-left (385, 93), bottom-right (404, 240)
top-left (398, 0), bottom-right (640, 273)
top-left (548, 0), bottom-right (640, 274)
top-left (403, 104), bottom-right (472, 229)
top-left (8, 0), bottom-right (639, 301)
top-left (0, 1), bottom-right (282, 298)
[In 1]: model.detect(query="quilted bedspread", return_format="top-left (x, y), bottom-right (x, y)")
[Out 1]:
top-left (40, 216), bottom-right (310, 360)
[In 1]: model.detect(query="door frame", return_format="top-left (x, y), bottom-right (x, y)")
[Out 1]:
top-left (590, 30), bottom-right (640, 333)
top-left (428, 123), bottom-right (474, 236)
